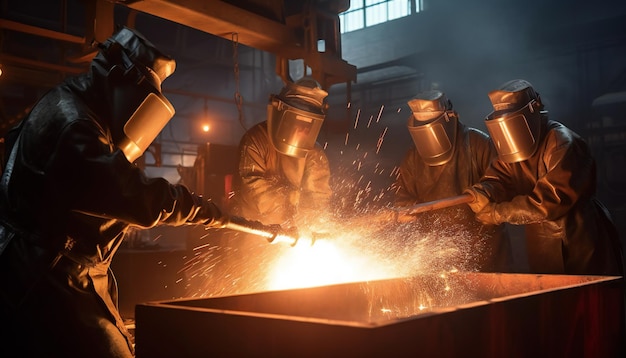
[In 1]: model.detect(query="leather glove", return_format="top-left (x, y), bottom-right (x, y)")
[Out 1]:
top-left (474, 203), bottom-right (500, 225)
top-left (190, 196), bottom-right (227, 227)
top-left (463, 187), bottom-right (491, 213)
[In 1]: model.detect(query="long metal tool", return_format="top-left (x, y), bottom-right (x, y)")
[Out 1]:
top-left (220, 215), bottom-right (311, 246)
top-left (395, 193), bottom-right (474, 216)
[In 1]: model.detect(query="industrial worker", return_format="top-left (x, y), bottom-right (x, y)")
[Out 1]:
top-left (0, 27), bottom-right (228, 357)
top-left (392, 90), bottom-right (512, 272)
top-left (232, 77), bottom-right (332, 231)
top-left (226, 77), bottom-right (332, 292)
top-left (464, 79), bottom-right (623, 275)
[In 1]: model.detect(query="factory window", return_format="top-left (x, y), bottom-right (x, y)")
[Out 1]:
top-left (340, 0), bottom-right (422, 33)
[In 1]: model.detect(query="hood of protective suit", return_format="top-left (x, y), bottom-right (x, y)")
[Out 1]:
top-left (91, 26), bottom-right (176, 163)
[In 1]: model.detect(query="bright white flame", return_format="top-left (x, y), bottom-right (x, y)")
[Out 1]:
top-left (267, 238), bottom-right (397, 291)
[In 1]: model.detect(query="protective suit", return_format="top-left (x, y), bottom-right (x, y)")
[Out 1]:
top-left (0, 27), bottom-right (224, 357)
top-left (466, 79), bottom-right (623, 275)
top-left (232, 122), bottom-right (331, 226)
top-left (394, 90), bottom-right (511, 272)
top-left (224, 78), bottom-right (331, 294)
top-left (232, 78), bottom-right (332, 228)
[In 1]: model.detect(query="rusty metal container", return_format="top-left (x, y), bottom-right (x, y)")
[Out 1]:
top-left (135, 272), bottom-right (625, 358)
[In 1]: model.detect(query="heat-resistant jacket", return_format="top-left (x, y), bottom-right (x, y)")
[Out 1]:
top-left (473, 118), bottom-right (623, 275)
top-left (394, 123), bottom-right (512, 272)
top-left (0, 74), bottom-right (220, 357)
top-left (231, 121), bottom-right (332, 226)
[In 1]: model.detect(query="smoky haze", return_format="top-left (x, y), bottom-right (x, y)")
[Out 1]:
top-left (340, 0), bottom-right (626, 131)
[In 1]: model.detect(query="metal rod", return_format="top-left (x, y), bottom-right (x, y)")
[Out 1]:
top-left (396, 193), bottom-right (474, 216)
top-left (221, 216), bottom-right (300, 246)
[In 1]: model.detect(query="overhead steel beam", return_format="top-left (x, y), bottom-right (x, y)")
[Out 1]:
top-left (116, 0), bottom-right (301, 58)
top-left (114, 0), bottom-right (356, 89)
top-left (0, 19), bottom-right (85, 44)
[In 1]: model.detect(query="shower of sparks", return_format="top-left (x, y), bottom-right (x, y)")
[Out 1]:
top-left (375, 127), bottom-right (388, 154)
top-left (193, 242), bottom-right (214, 251)
top-left (176, 102), bottom-right (482, 312)
top-left (262, 217), bottom-right (479, 316)
top-left (354, 108), bottom-right (361, 129)
top-left (197, 232), bottom-right (212, 241)
top-left (376, 105), bottom-right (384, 123)
top-left (181, 205), bottom-right (482, 315)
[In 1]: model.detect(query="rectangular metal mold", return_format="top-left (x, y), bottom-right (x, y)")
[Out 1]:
top-left (135, 272), bottom-right (625, 357)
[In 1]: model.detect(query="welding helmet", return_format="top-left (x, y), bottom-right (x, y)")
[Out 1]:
top-left (406, 90), bottom-right (458, 166)
top-left (485, 79), bottom-right (544, 163)
top-left (267, 77), bottom-right (328, 158)
top-left (92, 26), bottom-right (176, 163)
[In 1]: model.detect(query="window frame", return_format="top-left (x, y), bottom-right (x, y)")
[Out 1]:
top-left (339, 0), bottom-right (423, 34)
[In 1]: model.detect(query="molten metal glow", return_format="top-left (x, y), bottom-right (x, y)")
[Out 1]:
top-left (267, 235), bottom-right (398, 291)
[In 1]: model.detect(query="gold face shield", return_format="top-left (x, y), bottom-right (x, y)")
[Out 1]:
top-left (407, 110), bottom-right (457, 166)
top-left (485, 100), bottom-right (541, 163)
top-left (267, 97), bottom-right (325, 158)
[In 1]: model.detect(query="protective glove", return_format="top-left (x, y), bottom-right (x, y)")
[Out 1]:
top-left (395, 211), bottom-right (419, 224)
top-left (474, 203), bottom-right (500, 225)
top-left (463, 187), bottom-right (491, 213)
top-left (190, 196), bottom-right (228, 227)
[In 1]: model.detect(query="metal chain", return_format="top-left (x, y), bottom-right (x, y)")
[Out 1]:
top-left (232, 32), bottom-right (246, 130)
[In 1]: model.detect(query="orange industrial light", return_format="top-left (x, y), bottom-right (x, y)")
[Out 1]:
top-left (199, 98), bottom-right (211, 133)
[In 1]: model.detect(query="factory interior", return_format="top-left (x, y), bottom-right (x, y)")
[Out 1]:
top-left (1, 0), bottom-right (626, 356)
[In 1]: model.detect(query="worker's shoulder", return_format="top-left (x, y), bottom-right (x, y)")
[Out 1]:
top-left (245, 120), bottom-right (268, 135)
top-left (25, 88), bottom-right (97, 135)
top-left (544, 120), bottom-right (584, 144)
top-left (240, 120), bottom-right (269, 144)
